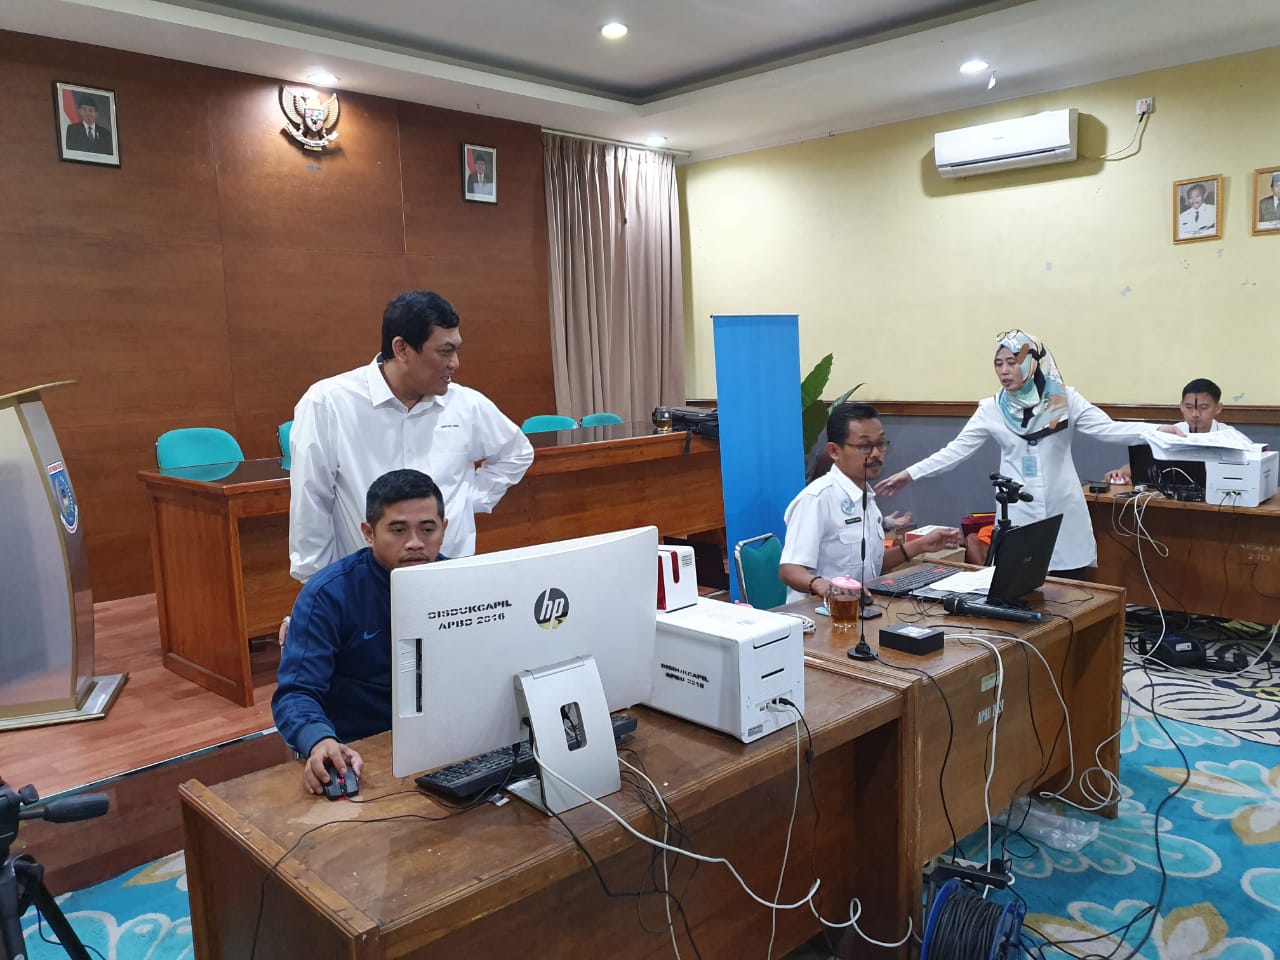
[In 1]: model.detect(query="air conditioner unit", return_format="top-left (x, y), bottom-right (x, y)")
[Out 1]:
top-left (934, 108), bottom-right (1078, 178)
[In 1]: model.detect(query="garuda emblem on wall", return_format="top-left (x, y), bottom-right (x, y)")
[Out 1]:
top-left (280, 86), bottom-right (340, 151)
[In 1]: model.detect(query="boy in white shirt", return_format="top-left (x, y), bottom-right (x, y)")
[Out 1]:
top-left (1104, 378), bottom-right (1250, 484)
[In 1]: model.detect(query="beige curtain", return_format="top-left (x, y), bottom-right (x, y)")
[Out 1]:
top-left (543, 133), bottom-right (686, 424)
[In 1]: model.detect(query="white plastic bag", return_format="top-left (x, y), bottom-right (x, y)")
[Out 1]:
top-left (1005, 796), bottom-right (1099, 852)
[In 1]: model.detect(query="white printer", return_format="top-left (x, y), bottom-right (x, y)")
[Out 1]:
top-left (647, 598), bottom-right (804, 743)
top-left (1204, 450), bottom-right (1278, 508)
top-left (1146, 431), bottom-right (1278, 508)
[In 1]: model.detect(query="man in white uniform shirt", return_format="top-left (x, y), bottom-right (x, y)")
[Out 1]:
top-left (779, 403), bottom-right (961, 603)
top-left (288, 290), bottom-right (533, 583)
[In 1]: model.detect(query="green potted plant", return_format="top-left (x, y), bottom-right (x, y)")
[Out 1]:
top-left (801, 353), bottom-right (862, 480)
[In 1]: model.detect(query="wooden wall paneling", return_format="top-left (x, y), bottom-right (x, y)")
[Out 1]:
top-left (0, 29), bottom-right (555, 600)
top-left (0, 33), bottom-right (224, 250)
top-left (399, 104), bottom-right (555, 422)
top-left (0, 231), bottom-right (238, 598)
top-left (210, 82), bottom-right (407, 254)
top-left (222, 248), bottom-right (412, 460)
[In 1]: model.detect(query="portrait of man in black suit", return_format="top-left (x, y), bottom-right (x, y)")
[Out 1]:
top-left (55, 83), bottom-right (120, 166)
top-left (463, 144), bottom-right (497, 203)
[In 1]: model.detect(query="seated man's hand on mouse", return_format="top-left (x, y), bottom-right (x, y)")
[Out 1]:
top-left (1105, 465), bottom-right (1131, 484)
top-left (305, 737), bottom-right (364, 797)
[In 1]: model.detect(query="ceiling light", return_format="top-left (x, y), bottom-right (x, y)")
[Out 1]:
top-left (987, 71), bottom-right (998, 90)
top-left (601, 22), bottom-right (628, 40)
top-left (644, 134), bottom-right (667, 147)
top-left (959, 59), bottom-right (989, 75)
top-left (305, 70), bottom-right (339, 86)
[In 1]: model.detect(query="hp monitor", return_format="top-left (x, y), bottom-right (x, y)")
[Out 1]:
top-left (389, 526), bottom-right (658, 779)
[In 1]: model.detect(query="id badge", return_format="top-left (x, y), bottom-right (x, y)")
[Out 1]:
top-left (1021, 453), bottom-right (1039, 479)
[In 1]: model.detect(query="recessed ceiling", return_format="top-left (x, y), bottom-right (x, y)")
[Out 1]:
top-left (197, 0), bottom-right (1006, 99)
top-left (4, 0), bottom-right (1280, 160)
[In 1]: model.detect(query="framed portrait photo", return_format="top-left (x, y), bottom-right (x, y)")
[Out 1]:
top-left (1251, 165), bottom-right (1280, 236)
top-left (1172, 174), bottom-right (1221, 243)
top-left (54, 82), bottom-right (120, 167)
top-left (462, 144), bottom-right (497, 204)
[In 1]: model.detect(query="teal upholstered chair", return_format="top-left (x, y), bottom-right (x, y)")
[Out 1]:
top-left (580, 412), bottom-right (624, 427)
top-left (277, 420), bottom-right (293, 457)
top-left (734, 533), bottom-right (787, 609)
top-left (155, 428), bottom-right (245, 469)
top-left (521, 414), bottom-right (578, 434)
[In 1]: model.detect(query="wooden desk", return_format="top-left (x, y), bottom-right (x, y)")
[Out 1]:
top-left (139, 424), bottom-right (724, 706)
top-left (180, 670), bottom-right (911, 959)
top-left (139, 458), bottom-right (295, 707)
top-left (788, 575), bottom-right (1125, 878)
top-left (1086, 485), bottom-right (1280, 622)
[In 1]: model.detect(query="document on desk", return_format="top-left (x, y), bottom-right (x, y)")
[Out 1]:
top-left (913, 566), bottom-right (995, 599)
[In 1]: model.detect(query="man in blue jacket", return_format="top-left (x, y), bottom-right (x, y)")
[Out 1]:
top-left (272, 468), bottom-right (447, 795)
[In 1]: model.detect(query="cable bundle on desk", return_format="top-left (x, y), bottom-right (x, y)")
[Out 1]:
top-left (921, 879), bottom-right (1024, 960)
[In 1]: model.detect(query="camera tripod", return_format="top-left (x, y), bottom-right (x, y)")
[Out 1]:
top-left (1, 776), bottom-right (108, 960)
top-left (986, 473), bottom-right (1034, 567)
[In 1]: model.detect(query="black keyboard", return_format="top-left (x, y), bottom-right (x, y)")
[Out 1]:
top-left (416, 713), bottom-right (638, 801)
top-left (865, 563), bottom-right (954, 597)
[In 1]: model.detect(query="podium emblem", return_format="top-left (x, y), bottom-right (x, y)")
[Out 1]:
top-left (46, 460), bottom-right (79, 534)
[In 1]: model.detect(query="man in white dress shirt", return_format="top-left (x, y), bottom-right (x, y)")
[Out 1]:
top-left (779, 402), bottom-right (961, 603)
top-left (288, 290), bottom-right (533, 584)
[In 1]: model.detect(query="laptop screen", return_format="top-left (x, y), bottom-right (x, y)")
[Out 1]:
top-left (1128, 443), bottom-right (1206, 490)
top-left (986, 513), bottom-right (1063, 605)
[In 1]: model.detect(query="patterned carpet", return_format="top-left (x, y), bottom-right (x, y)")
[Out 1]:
top-left (19, 852), bottom-right (191, 959)
top-left (949, 625), bottom-right (1280, 960)
top-left (17, 623), bottom-right (1280, 960)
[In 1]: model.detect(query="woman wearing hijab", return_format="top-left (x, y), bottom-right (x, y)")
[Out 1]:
top-left (875, 330), bottom-right (1177, 579)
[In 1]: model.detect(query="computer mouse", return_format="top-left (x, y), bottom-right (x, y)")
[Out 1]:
top-left (322, 759), bottom-right (359, 800)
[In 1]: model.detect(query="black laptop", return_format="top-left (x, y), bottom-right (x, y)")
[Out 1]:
top-left (880, 513), bottom-right (1063, 606)
top-left (983, 513), bottom-right (1063, 605)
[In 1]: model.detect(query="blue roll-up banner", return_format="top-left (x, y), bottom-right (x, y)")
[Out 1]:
top-left (712, 314), bottom-right (805, 602)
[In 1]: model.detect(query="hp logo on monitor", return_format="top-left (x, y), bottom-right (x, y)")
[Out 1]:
top-left (533, 588), bottom-right (570, 629)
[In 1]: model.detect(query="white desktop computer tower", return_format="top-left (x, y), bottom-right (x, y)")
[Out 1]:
top-left (648, 598), bottom-right (804, 743)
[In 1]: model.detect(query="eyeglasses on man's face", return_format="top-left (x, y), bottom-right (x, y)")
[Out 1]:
top-left (843, 440), bottom-right (891, 455)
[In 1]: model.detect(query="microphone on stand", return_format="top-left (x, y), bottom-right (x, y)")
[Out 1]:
top-left (860, 454), bottom-right (883, 620)
top-left (848, 455), bottom-right (877, 661)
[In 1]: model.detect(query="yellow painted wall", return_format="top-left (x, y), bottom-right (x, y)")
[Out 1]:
top-left (680, 47), bottom-right (1280, 405)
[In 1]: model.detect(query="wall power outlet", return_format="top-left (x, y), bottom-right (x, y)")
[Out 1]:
top-left (1136, 96), bottom-right (1155, 116)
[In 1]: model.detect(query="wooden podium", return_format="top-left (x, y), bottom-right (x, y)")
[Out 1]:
top-left (0, 383), bottom-right (126, 731)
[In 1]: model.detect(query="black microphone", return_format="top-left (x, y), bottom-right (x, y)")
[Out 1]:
top-left (942, 595), bottom-right (1042, 623)
top-left (848, 455), bottom-right (876, 661)
top-left (23, 793), bottom-right (109, 823)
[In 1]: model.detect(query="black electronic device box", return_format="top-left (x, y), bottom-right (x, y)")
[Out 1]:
top-left (879, 623), bottom-right (945, 656)
top-left (1087, 482), bottom-right (1110, 493)
top-left (1140, 634), bottom-right (1206, 668)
